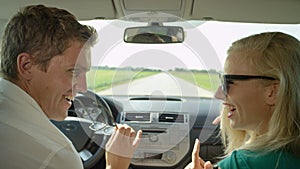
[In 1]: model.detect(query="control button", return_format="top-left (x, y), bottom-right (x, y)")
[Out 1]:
top-left (132, 151), bottom-right (143, 159)
top-left (131, 158), bottom-right (142, 163)
top-left (149, 134), bottom-right (158, 142)
top-left (162, 151), bottom-right (176, 164)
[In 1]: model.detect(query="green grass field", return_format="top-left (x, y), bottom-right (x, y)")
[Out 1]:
top-left (87, 68), bottom-right (159, 91)
top-left (170, 71), bottom-right (220, 92)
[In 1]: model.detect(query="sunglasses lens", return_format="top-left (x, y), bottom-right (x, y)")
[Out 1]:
top-left (219, 74), bottom-right (227, 95)
top-left (223, 82), bottom-right (228, 95)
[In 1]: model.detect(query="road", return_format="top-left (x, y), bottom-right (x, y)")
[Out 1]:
top-left (98, 72), bottom-right (214, 97)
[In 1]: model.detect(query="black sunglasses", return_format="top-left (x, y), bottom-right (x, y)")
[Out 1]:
top-left (219, 74), bottom-right (277, 95)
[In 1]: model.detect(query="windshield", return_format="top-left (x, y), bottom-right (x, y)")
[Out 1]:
top-left (80, 19), bottom-right (300, 98)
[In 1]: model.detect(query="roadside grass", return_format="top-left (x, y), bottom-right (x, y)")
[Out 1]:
top-left (170, 71), bottom-right (220, 92)
top-left (87, 68), bottom-right (159, 91)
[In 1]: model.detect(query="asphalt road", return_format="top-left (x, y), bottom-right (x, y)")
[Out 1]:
top-left (99, 72), bottom-right (214, 97)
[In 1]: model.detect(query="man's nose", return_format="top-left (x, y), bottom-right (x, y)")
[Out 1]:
top-left (74, 75), bottom-right (87, 93)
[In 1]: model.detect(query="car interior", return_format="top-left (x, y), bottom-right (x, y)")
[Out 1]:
top-left (1, 0), bottom-right (300, 169)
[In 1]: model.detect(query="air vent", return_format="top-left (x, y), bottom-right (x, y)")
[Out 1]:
top-left (130, 97), bottom-right (182, 101)
top-left (159, 113), bottom-right (184, 123)
top-left (125, 113), bottom-right (150, 122)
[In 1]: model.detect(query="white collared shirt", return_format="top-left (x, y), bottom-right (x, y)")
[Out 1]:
top-left (0, 78), bottom-right (83, 169)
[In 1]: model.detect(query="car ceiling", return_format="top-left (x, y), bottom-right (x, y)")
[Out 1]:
top-left (0, 0), bottom-right (300, 24)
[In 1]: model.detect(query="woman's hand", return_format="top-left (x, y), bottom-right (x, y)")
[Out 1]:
top-left (184, 139), bottom-right (214, 169)
top-left (105, 124), bottom-right (142, 169)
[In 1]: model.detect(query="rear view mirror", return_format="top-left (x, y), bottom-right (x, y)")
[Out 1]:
top-left (124, 26), bottom-right (184, 43)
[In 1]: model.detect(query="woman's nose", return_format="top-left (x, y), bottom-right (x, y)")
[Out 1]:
top-left (214, 85), bottom-right (226, 100)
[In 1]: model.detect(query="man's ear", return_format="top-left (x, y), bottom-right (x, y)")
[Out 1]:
top-left (265, 82), bottom-right (279, 105)
top-left (17, 53), bottom-right (34, 80)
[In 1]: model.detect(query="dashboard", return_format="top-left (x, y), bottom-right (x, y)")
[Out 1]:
top-left (115, 95), bottom-right (223, 168)
top-left (56, 91), bottom-right (224, 169)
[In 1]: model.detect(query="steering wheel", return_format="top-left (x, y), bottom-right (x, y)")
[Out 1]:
top-left (52, 90), bottom-right (117, 169)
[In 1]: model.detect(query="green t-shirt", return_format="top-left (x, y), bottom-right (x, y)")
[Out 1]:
top-left (218, 149), bottom-right (300, 169)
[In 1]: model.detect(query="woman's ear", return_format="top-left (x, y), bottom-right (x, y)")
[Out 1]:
top-left (17, 53), bottom-right (33, 80)
top-left (265, 81), bottom-right (279, 105)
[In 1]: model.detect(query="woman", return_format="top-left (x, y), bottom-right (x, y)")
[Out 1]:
top-left (185, 32), bottom-right (300, 169)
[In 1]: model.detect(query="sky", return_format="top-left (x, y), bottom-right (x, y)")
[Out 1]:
top-left (80, 20), bottom-right (300, 71)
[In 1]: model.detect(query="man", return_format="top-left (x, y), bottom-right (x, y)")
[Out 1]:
top-left (0, 5), bottom-right (141, 169)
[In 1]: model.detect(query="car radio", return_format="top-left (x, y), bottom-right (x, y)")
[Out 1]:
top-left (119, 111), bottom-right (190, 167)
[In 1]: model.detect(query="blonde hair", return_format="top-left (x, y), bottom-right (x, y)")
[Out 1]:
top-left (221, 32), bottom-right (300, 156)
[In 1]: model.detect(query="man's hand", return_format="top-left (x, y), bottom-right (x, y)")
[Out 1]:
top-left (105, 124), bottom-right (142, 169)
top-left (184, 139), bottom-right (213, 169)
